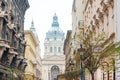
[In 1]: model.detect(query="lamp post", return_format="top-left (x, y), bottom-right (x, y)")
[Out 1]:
top-left (69, 59), bottom-right (74, 71)
top-left (11, 65), bottom-right (14, 80)
top-left (33, 74), bottom-right (34, 80)
top-left (78, 44), bottom-right (85, 80)
top-left (69, 59), bottom-right (75, 80)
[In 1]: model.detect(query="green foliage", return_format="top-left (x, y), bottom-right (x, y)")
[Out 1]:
top-left (76, 26), bottom-right (120, 80)
top-left (114, 42), bottom-right (120, 59)
top-left (116, 43), bottom-right (120, 55)
top-left (72, 24), bottom-right (120, 80)
top-left (82, 31), bottom-right (109, 72)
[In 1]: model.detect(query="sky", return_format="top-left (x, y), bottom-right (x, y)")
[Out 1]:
top-left (24, 0), bottom-right (73, 57)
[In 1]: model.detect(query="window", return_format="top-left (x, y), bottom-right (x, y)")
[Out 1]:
top-left (50, 47), bottom-right (52, 52)
top-left (47, 38), bottom-right (49, 41)
top-left (54, 47), bottom-right (57, 52)
top-left (6, 32), bottom-right (9, 40)
top-left (58, 47), bottom-right (61, 53)
top-left (54, 31), bottom-right (56, 34)
top-left (51, 65), bottom-right (59, 80)
top-left (1, 2), bottom-right (5, 11)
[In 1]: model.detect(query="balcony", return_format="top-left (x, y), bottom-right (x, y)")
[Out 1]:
top-left (0, 39), bottom-right (10, 48)
top-left (78, 20), bottom-right (84, 29)
top-left (107, 0), bottom-right (114, 7)
top-left (98, 12), bottom-right (104, 22)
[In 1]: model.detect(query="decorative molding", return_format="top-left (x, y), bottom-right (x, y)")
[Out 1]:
top-left (30, 60), bottom-right (37, 65)
top-left (84, 0), bottom-right (89, 12)
top-left (0, 46), bottom-right (6, 59)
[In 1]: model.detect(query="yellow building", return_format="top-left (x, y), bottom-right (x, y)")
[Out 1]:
top-left (24, 30), bottom-right (38, 80)
top-left (24, 21), bottom-right (42, 80)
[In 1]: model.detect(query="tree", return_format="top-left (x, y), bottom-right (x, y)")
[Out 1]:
top-left (78, 26), bottom-right (120, 80)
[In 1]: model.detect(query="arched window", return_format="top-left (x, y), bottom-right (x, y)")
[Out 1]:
top-left (50, 47), bottom-right (52, 52)
top-left (51, 65), bottom-right (59, 80)
top-left (58, 47), bottom-right (61, 53)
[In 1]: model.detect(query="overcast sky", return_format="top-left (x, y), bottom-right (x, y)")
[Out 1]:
top-left (24, 0), bottom-right (73, 57)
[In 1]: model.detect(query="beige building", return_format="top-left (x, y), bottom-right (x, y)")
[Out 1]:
top-left (24, 21), bottom-right (42, 80)
top-left (69, 0), bottom-right (118, 80)
top-left (82, 0), bottom-right (116, 80)
top-left (116, 0), bottom-right (120, 80)
top-left (41, 14), bottom-right (65, 80)
top-left (63, 30), bottom-right (72, 72)
top-left (36, 47), bottom-right (42, 80)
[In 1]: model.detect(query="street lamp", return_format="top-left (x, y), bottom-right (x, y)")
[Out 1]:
top-left (78, 44), bottom-right (85, 80)
top-left (69, 58), bottom-right (74, 71)
top-left (11, 65), bottom-right (14, 80)
top-left (32, 74), bottom-right (34, 80)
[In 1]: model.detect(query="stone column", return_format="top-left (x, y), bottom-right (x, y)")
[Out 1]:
top-left (0, 18), bottom-right (3, 38)
top-left (0, 46), bottom-right (6, 59)
top-left (16, 55), bottom-right (23, 68)
top-left (21, 59), bottom-right (27, 71)
top-left (8, 48), bottom-right (18, 65)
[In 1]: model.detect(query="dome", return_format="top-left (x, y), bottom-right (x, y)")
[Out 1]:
top-left (45, 13), bottom-right (64, 39)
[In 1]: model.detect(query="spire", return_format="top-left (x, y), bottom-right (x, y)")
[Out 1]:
top-left (30, 19), bottom-right (35, 30)
top-left (30, 20), bottom-right (37, 36)
top-left (52, 13), bottom-right (59, 27)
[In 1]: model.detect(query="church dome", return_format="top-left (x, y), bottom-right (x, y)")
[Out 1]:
top-left (45, 13), bottom-right (64, 40)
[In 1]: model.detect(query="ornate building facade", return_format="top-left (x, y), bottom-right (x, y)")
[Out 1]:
top-left (82, 0), bottom-right (117, 80)
top-left (116, 0), bottom-right (120, 79)
top-left (60, 0), bottom-right (119, 80)
top-left (41, 14), bottom-right (65, 80)
top-left (70, 0), bottom-right (118, 80)
top-left (24, 21), bottom-right (42, 80)
top-left (0, 0), bottom-right (29, 79)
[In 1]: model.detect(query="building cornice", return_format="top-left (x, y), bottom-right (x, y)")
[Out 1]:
top-left (26, 44), bottom-right (36, 58)
top-left (25, 30), bottom-right (39, 46)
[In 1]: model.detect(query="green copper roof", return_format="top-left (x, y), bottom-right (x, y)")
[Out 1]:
top-left (52, 13), bottom-right (59, 27)
top-left (45, 13), bottom-right (64, 39)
